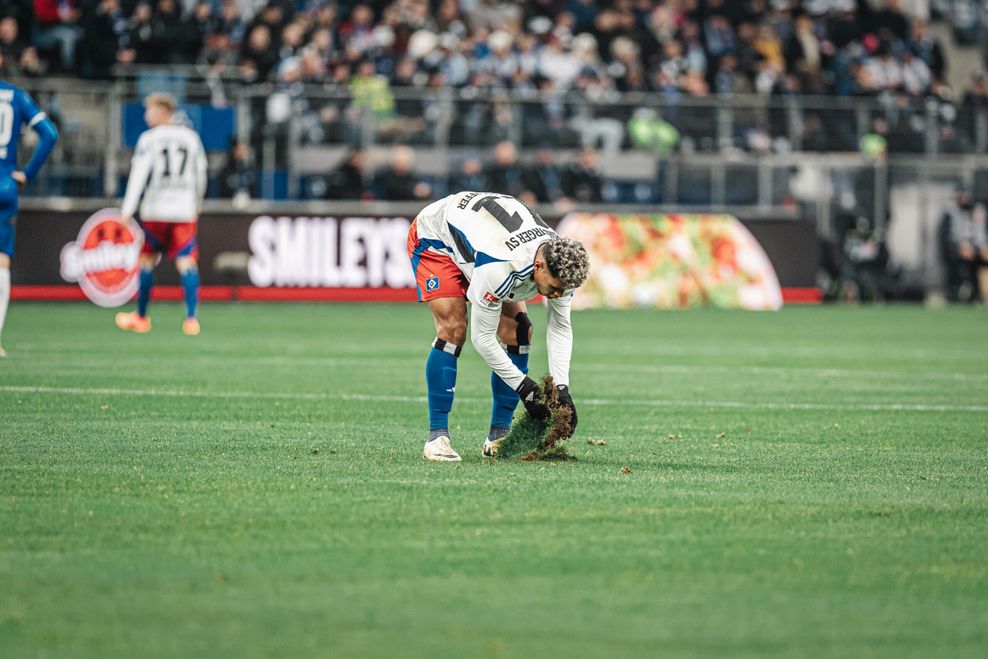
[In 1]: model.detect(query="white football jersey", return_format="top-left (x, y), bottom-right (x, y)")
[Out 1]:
top-left (121, 123), bottom-right (207, 223)
top-left (415, 191), bottom-right (560, 306)
top-left (415, 191), bottom-right (575, 389)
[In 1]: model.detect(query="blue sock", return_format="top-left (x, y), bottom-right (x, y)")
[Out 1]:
top-left (426, 341), bottom-right (459, 431)
top-left (490, 348), bottom-right (529, 430)
top-left (136, 268), bottom-right (153, 317)
top-left (181, 268), bottom-right (200, 318)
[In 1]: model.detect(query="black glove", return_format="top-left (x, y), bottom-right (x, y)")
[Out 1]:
top-left (556, 384), bottom-right (578, 434)
top-left (516, 376), bottom-right (550, 420)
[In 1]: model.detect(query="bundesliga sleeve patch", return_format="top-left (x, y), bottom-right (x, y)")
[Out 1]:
top-left (426, 276), bottom-right (440, 291)
top-left (483, 291), bottom-right (500, 303)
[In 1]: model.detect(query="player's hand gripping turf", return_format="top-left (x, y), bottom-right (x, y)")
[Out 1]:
top-left (516, 377), bottom-right (550, 420)
top-left (556, 385), bottom-right (578, 434)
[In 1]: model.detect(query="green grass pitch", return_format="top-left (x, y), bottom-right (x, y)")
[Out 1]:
top-left (1, 302), bottom-right (987, 658)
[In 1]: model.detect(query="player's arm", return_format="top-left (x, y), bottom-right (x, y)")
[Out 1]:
top-left (546, 293), bottom-right (578, 432)
top-left (468, 269), bottom-right (549, 418)
top-left (120, 135), bottom-right (153, 222)
top-left (545, 293), bottom-right (573, 386)
top-left (15, 94), bottom-right (59, 187)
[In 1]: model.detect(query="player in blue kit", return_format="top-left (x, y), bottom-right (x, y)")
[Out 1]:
top-left (0, 80), bottom-right (59, 357)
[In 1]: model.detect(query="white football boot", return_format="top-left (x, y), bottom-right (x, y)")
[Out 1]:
top-left (423, 436), bottom-right (462, 462)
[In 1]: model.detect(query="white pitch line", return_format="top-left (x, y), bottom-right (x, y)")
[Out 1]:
top-left (578, 362), bottom-right (988, 383)
top-left (2, 385), bottom-right (987, 414)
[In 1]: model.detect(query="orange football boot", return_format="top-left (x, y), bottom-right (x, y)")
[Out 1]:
top-left (115, 311), bottom-right (151, 333)
top-left (182, 317), bottom-right (201, 336)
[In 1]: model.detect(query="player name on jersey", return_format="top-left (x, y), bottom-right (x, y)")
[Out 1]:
top-left (504, 226), bottom-right (553, 251)
top-left (248, 215), bottom-right (415, 288)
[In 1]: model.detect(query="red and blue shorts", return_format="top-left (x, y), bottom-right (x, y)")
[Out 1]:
top-left (140, 220), bottom-right (198, 260)
top-left (406, 219), bottom-right (468, 302)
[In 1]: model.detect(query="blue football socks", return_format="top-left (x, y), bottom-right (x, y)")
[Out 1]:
top-left (427, 339), bottom-right (460, 433)
top-left (490, 347), bottom-right (529, 435)
top-left (136, 268), bottom-right (154, 318)
top-left (181, 267), bottom-right (200, 319)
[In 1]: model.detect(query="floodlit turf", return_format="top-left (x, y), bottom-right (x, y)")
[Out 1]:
top-left (1, 302), bottom-right (987, 658)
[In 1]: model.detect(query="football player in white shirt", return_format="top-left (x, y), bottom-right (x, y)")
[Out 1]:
top-left (114, 92), bottom-right (208, 336)
top-left (406, 191), bottom-right (590, 462)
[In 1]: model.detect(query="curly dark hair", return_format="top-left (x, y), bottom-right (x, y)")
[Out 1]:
top-left (544, 236), bottom-right (590, 289)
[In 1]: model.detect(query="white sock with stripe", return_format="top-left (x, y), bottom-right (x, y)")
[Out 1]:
top-left (0, 268), bottom-right (9, 346)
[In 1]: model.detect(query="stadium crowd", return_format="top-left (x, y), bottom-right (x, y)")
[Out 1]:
top-left (0, 0), bottom-right (952, 100)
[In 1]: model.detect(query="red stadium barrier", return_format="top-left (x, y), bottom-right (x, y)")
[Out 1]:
top-left (780, 288), bottom-right (823, 304)
top-left (12, 285), bottom-right (819, 304)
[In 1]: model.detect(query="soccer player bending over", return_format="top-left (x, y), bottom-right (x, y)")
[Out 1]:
top-left (115, 92), bottom-right (207, 336)
top-left (0, 80), bottom-right (58, 358)
top-left (407, 191), bottom-right (590, 461)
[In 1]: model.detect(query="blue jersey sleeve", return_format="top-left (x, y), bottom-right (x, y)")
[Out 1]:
top-left (16, 89), bottom-right (58, 182)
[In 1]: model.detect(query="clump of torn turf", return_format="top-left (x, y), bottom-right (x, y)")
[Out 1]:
top-left (493, 375), bottom-right (576, 461)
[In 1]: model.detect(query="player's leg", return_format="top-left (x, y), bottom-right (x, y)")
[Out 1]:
top-left (115, 251), bottom-right (155, 333)
top-left (0, 253), bottom-right (10, 357)
top-left (484, 301), bottom-right (532, 456)
top-left (0, 191), bottom-right (17, 356)
top-left (117, 220), bottom-right (166, 332)
top-left (423, 296), bottom-right (468, 461)
top-left (136, 252), bottom-right (156, 319)
top-left (172, 222), bottom-right (200, 335)
top-left (408, 218), bottom-right (469, 461)
top-left (176, 255), bottom-right (200, 335)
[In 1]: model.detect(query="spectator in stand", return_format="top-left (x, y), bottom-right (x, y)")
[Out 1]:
top-left (484, 140), bottom-right (525, 198)
top-left (219, 138), bottom-right (256, 204)
top-left (899, 49), bottom-right (931, 97)
top-left (962, 74), bottom-right (988, 109)
top-left (7, 0), bottom-right (957, 107)
top-left (325, 149), bottom-right (368, 200)
top-left (33, 0), bottom-right (83, 72)
top-left (753, 23), bottom-right (785, 75)
top-left (448, 157), bottom-right (486, 194)
top-left (375, 145), bottom-right (430, 201)
top-left (704, 13), bottom-right (736, 61)
top-left (785, 13), bottom-right (824, 92)
top-left (350, 57), bottom-right (395, 124)
top-left (679, 19), bottom-right (707, 75)
top-left (338, 3), bottom-right (375, 55)
top-left (569, 0), bottom-right (599, 35)
top-left (610, 36), bottom-right (644, 92)
top-left (79, 0), bottom-right (127, 78)
top-left (562, 146), bottom-right (604, 203)
top-left (124, 1), bottom-right (153, 64)
top-left (240, 23), bottom-right (278, 81)
top-left (940, 188), bottom-right (988, 302)
top-left (874, 0), bottom-right (910, 42)
top-left (909, 20), bottom-right (944, 82)
top-left (0, 15), bottom-right (43, 76)
top-left (215, 0), bottom-right (245, 49)
top-left (186, 2), bottom-right (214, 61)
top-left (149, 0), bottom-right (192, 64)
top-left (0, 16), bottom-right (21, 59)
top-left (277, 20), bottom-right (304, 62)
top-left (522, 145), bottom-right (565, 205)
top-left (713, 53), bottom-right (752, 96)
